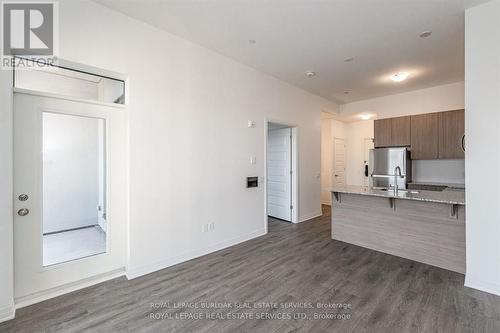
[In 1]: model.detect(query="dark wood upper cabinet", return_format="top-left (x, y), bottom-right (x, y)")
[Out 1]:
top-left (374, 118), bottom-right (392, 148)
top-left (439, 109), bottom-right (465, 159)
top-left (373, 110), bottom-right (465, 159)
top-left (410, 113), bottom-right (439, 160)
top-left (374, 116), bottom-right (411, 148)
top-left (391, 116), bottom-right (411, 146)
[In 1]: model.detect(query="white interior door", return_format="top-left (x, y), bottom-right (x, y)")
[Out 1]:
top-left (13, 93), bottom-right (127, 304)
top-left (333, 138), bottom-right (346, 186)
top-left (363, 138), bottom-right (374, 187)
top-left (267, 127), bottom-right (292, 221)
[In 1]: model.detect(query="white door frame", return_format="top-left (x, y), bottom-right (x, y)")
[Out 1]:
top-left (264, 119), bottom-right (299, 231)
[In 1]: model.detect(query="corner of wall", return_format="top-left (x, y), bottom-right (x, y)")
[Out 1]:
top-left (297, 210), bottom-right (323, 223)
top-left (464, 274), bottom-right (500, 296)
top-left (0, 297), bottom-right (15, 324)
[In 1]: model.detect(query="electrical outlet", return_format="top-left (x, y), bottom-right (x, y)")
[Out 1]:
top-left (202, 223), bottom-right (215, 233)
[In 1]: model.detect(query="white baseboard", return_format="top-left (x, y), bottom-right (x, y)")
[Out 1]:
top-left (465, 275), bottom-right (500, 296)
top-left (15, 268), bottom-right (125, 309)
top-left (297, 210), bottom-right (323, 223)
top-left (126, 228), bottom-right (266, 279)
top-left (0, 301), bottom-right (15, 323)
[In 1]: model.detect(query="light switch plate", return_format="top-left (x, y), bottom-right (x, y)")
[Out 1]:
top-left (250, 156), bottom-right (256, 164)
top-left (247, 120), bottom-right (256, 128)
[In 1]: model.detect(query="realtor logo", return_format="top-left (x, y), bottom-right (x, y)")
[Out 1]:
top-left (1, 1), bottom-right (57, 68)
top-left (2, 1), bottom-right (54, 55)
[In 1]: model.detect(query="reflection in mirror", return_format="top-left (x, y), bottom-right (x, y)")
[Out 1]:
top-left (42, 112), bottom-right (107, 266)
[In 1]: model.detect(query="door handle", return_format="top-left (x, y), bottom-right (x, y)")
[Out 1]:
top-left (18, 208), bottom-right (29, 216)
top-left (461, 134), bottom-right (465, 152)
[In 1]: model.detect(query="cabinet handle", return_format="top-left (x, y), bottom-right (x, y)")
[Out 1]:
top-left (461, 134), bottom-right (465, 152)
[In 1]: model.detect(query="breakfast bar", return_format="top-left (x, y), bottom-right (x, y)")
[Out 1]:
top-left (331, 185), bottom-right (466, 273)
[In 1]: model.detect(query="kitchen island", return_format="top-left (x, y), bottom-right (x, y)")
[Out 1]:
top-left (331, 185), bottom-right (466, 273)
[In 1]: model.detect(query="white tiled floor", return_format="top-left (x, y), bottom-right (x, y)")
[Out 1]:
top-left (43, 226), bottom-right (106, 266)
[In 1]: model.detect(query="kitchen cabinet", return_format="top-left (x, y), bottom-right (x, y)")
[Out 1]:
top-left (373, 110), bottom-right (465, 159)
top-left (374, 116), bottom-right (410, 148)
top-left (410, 113), bottom-right (439, 159)
top-left (439, 109), bottom-right (465, 159)
top-left (391, 116), bottom-right (411, 146)
top-left (374, 118), bottom-right (392, 147)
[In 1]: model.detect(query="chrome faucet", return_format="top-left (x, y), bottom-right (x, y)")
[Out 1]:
top-left (393, 166), bottom-right (402, 194)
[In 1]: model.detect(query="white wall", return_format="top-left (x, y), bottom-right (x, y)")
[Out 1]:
top-left (331, 118), bottom-right (346, 139)
top-left (42, 113), bottom-right (101, 233)
top-left (0, 70), bottom-right (14, 321)
top-left (464, 0), bottom-right (500, 296)
top-left (345, 121), bottom-right (374, 186)
top-left (339, 82), bottom-right (465, 186)
top-left (340, 81), bottom-right (464, 119)
top-left (56, 0), bottom-right (337, 278)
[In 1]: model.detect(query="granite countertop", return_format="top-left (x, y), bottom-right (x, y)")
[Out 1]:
top-left (331, 185), bottom-right (465, 205)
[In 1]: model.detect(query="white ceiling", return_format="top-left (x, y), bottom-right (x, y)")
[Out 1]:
top-left (95, 0), bottom-right (488, 104)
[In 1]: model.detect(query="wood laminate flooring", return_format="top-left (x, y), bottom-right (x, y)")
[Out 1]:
top-left (2, 206), bottom-right (500, 332)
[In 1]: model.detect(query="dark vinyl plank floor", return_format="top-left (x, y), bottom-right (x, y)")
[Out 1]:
top-left (2, 205), bottom-right (500, 332)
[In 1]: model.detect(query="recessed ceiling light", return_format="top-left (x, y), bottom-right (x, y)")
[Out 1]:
top-left (305, 71), bottom-right (316, 77)
top-left (344, 57), bottom-right (354, 62)
top-left (419, 31), bottom-right (432, 38)
top-left (390, 72), bottom-right (409, 82)
top-left (248, 39), bottom-right (256, 44)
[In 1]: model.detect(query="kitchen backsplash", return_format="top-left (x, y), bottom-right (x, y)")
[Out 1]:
top-left (412, 159), bottom-right (465, 184)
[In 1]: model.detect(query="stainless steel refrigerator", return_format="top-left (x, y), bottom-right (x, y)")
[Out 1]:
top-left (369, 147), bottom-right (411, 189)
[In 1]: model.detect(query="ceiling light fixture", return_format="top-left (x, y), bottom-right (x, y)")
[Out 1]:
top-left (305, 71), bottom-right (316, 77)
top-left (359, 114), bottom-right (374, 120)
top-left (390, 72), bottom-right (409, 82)
top-left (344, 57), bottom-right (354, 62)
top-left (343, 91), bottom-right (350, 95)
top-left (419, 31), bottom-right (432, 38)
top-left (248, 39), bottom-right (256, 44)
